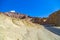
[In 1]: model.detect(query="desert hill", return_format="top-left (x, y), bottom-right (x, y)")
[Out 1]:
top-left (0, 12), bottom-right (60, 40)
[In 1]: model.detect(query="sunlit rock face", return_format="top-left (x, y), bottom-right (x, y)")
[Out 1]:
top-left (46, 10), bottom-right (60, 26)
top-left (0, 13), bottom-right (60, 40)
top-left (4, 12), bottom-right (29, 19)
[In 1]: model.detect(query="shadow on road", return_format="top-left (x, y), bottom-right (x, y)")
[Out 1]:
top-left (43, 25), bottom-right (60, 36)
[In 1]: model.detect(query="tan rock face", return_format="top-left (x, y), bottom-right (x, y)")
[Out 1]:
top-left (46, 10), bottom-right (60, 26)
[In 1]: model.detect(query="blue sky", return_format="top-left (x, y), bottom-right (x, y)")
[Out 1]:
top-left (0, 0), bottom-right (60, 17)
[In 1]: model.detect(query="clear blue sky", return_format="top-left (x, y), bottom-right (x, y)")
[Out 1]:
top-left (0, 0), bottom-right (60, 17)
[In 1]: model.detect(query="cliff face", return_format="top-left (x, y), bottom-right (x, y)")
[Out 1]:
top-left (46, 10), bottom-right (60, 26)
top-left (0, 12), bottom-right (60, 40)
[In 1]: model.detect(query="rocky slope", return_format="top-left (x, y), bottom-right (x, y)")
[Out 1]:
top-left (46, 10), bottom-right (60, 26)
top-left (0, 12), bottom-right (60, 40)
top-left (31, 10), bottom-right (60, 26)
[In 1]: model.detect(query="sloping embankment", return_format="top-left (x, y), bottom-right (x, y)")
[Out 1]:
top-left (0, 13), bottom-right (60, 40)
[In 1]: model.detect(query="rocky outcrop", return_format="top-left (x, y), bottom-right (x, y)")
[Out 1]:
top-left (46, 10), bottom-right (60, 26)
top-left (3, 12), bottom-right (28, 19)
top-left (30, 10), bottom-right (60, 26)
top-left (0, 12), bottom-right (47, 25)
top-left (31, 17), bottom-right (47, 25)
top-left (31, 17), bottom-right (42, 24)
top-left (42, 18), bottom-right (47, 24)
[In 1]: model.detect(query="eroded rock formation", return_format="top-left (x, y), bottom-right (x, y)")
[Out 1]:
top-left (3, 12), bottom-right (28, 19)
top-left (31, 17), bottom-right (47, 25)
top-left (0, 12), bottom-right (47, 25)
top-left (46, 10), bottom-right (60, 26)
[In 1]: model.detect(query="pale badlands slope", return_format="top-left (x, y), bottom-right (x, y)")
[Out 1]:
top-left (0, 14), bottom-right (60, 40)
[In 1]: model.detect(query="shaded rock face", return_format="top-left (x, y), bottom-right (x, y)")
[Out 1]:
top-left (31, 17), bottom-right (47, 25)
top-left (46, 10), bottom-right (60, 26)
top-left (41, 18), bottom-right (47, 25)
top-left (31, 17), bottom-right (42, 24)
